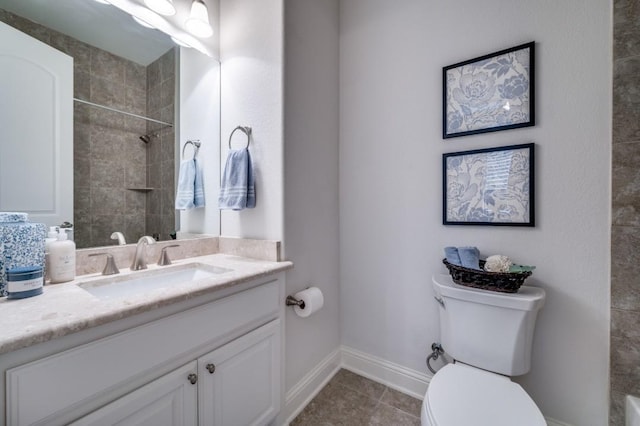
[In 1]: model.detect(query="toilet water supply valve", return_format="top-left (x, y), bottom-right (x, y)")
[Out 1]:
top-left (426, 342), bottom-right (445, 374)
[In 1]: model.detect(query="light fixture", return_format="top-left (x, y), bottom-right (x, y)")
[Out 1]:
top-left (170, 36), bottom-right (192, 48)
top-left (185, 0), bottom-right (213, 38)
top-left (144, 0), bottom-right (175, 16)
top-left (93, 0), bottom-right (110, 4)
top-left (132, 15), bottom-right (155, 29)
top-left (106, 0), bottom-right (213, 56)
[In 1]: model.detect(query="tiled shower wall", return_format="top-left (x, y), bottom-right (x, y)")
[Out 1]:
top-left (73, 48), bottom-right (149, 249)
top-left (146, 50), bottom-right (176, 242)
top-left (611, 0), bottom-right (640, 424)
top-left (0, 10), bottom-right (176, 249)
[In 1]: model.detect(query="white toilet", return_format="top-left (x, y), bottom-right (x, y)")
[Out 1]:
top-left (421, 274), bottom-right (546, 426)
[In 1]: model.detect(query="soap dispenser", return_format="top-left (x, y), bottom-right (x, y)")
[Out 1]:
top-left (44, 226), bottom-right (58, 282)
top-left (49, 229), bottom-right (76, 284)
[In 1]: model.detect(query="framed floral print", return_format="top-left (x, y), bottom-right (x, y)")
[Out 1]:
top-left (443, 143), bottom-right (535, 226)
top-left (443, 42), bottom-right (535, 139)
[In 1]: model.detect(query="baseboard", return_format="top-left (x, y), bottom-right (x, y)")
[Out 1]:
top-left (340, 345), bottom-right (430, 400)
top-left (278, 348), bottom-right (341, 425)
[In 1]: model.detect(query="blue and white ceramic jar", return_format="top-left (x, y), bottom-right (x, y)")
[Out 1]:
top-left (6, 266), bottom-right (43, 299)
top-left (0, 212), bottom-right (46, 297)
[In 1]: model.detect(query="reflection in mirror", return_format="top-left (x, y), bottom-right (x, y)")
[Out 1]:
top-left (0, 1), bottom-right (219, 249)
top-left (71, 48), bottom-right (177, 249)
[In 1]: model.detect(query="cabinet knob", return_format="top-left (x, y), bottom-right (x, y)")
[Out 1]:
top-left (188, 373), bottom-right (198, 385)
top-left (206, 363), bottom-right (216, 374)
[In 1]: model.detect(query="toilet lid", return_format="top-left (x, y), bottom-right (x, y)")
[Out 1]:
top-left (426, 363), bottom-right (546, 426)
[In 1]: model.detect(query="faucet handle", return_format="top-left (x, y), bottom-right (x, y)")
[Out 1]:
top-left (89, 253), bottom-right (120, 275)
top-left (158, 245), bottom-right (180, 266)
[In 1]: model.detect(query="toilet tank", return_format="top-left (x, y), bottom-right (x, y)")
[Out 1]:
top-left (432, 274), bottom-right (545, 376)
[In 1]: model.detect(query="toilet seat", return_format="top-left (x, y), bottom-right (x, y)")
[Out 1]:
top-left (423, 363), bottom-right (546, 426)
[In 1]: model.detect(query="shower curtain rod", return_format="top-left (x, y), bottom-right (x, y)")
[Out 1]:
top-left (73, 98), bottom-right (174, 127)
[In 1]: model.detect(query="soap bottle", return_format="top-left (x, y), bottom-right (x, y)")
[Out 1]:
top-left (44, 226), bottom-right (58, 283)
top-left (49, 229), bottom-right (76, 284)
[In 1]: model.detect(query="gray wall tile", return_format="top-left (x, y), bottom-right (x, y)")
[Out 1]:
top-left (612, 142), bottom-right (640, 226)
top-left (611, 336), bottom-right (640, 395)
top-left (614, 0), bottom-right (640, 59)
top-left (611, 226), bottom-right (640, 310)
top-left (610, 390), bottom-right (626, 426)
top-left (613, 57), bottom-right (640, 143)
top-left (90, 49), bottom-right (125, 83)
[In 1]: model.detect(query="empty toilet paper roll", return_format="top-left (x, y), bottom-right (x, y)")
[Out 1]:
top-left (293, 287), bottom-right (324, 318)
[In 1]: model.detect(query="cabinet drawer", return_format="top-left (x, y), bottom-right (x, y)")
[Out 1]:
top-left (7, 279), bottom-right (280, 426)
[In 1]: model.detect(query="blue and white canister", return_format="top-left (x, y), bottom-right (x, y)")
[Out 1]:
top-left (0, 212), bottom-right (29, 223)
top-left (0, 212), bottom-right (46, 297)
top-left (6, 266), bottom-right (43, 299)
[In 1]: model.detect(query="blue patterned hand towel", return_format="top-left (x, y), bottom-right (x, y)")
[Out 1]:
top-left (176, 159), bottom-right (196, 210)
top-left (194, 158), bottom-right (205, 208)
top-left (458, 246), bottom-right (480, 270)
top-left (219, 148), bottom-right (256, 210)
top-left (444, 247), bottom-right (462, 266)
top-left (175, 159), bottom-right (205, 210)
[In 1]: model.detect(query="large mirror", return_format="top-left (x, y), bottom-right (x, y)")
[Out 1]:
top-left (0, 0), bottom-right (220, 249)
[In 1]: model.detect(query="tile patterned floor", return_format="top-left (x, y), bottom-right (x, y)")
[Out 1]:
top-left (291, 369), bottom-right (423, 426)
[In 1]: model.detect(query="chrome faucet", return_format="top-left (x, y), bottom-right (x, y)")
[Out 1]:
top-left (110, 231), bottom-right (127, 245)
top-left (131, 236), bottom-right (156, 271)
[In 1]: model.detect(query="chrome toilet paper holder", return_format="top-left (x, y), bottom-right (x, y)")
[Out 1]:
top-left (285, 295), bottom-right (305, 309)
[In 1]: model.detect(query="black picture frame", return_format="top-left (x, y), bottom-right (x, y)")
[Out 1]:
top-left (443, 42), bottom-right (535, 139)
top-left (443, 143), bottom-right (535, 226)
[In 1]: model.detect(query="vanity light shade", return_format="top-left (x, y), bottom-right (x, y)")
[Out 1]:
top-left (144, 0), bottom-right (176, 16)
top-left (170, 36), bottom-right (192, 48)
top-left (132, 15), bottom-right (155, 29)
top-left (185, 0), bottom-right (213, 38)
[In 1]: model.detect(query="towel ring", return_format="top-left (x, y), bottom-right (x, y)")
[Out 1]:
top-left (182, 140), bottom-right (201, 159)
top-left (228, 126), bottom-right (252, 149)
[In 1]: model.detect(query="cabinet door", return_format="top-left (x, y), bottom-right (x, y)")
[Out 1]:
top-left (199, 319), bottom-right (281, 426)
top-left (70, 362), bottom-right (198, 426)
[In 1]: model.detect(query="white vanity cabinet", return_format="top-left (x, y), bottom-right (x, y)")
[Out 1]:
top-left (198, 320), bottom-right (281, 425)
top-left (70, 362), bottom-right (199, 426)
top-left (71, 320), bottom-right (281, 426)
top-left (5, 274), bottom-right (284, 426)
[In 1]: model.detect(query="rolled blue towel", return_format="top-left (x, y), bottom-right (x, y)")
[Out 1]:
top-left (444, 247), bottom-right (462, 266)
top-left (458, 246), bottom-right (480, 270)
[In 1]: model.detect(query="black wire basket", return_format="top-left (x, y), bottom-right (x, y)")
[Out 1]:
top-left (442, 259), bottom-right (532, 293)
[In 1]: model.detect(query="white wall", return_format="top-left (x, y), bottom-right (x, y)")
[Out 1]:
top-left (282, 0), bottom-right (340, 402)
top-left (219, 0), bottom-right (284, 241)
top-left (339, 1), bottom-right (611, 425)
top-left (178, 47), bottom-right (221, 236)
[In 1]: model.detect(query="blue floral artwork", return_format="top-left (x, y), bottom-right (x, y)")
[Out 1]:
top-left (443, 42), bottom-right (535, 138)
top-left (443, 144), bottom-right (534, 226)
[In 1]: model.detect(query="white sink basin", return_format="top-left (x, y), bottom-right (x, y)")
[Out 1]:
top-left (77, 263), bottom-right (232, 300)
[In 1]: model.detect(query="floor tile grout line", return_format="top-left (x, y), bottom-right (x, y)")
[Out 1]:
top-left (336, 377), bottom-right (421, 418)
top-left (334, 379), bottom-right (387, 402)
top-left (376, 400), bottom-right (422, 420)
top-left (378, 386), bottom-right (388, 403)
top-left (368, 398), bottom-right (384, 424)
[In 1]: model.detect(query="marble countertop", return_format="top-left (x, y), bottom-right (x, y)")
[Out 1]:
top-left (0, 254), bottom-right (293, 355)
